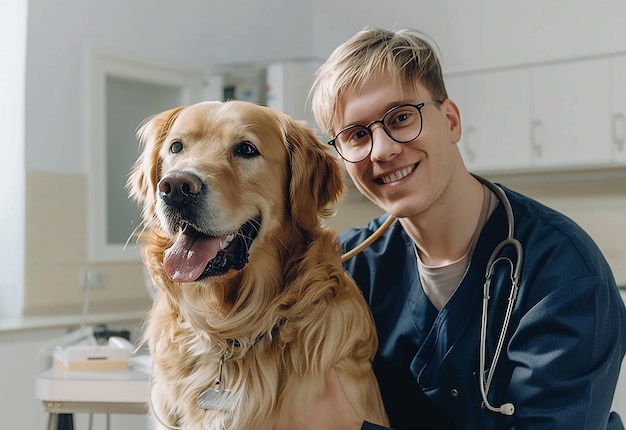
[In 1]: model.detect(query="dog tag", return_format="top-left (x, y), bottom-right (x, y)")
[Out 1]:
top-left (197, 354), bottom-right (233, 412)
top-left (197, 382), bottom-right (233, 411)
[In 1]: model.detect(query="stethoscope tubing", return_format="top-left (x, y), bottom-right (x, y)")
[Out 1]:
top-left (340, 214), bottom-right (396, 262)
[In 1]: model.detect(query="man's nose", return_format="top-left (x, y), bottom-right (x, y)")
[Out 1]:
top-left (369, 124), bottom-right (399, 161)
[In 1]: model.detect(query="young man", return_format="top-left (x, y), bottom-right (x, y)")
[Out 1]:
top-left (300, 28), bottom-right (626, 430)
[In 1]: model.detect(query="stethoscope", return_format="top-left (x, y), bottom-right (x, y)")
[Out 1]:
top-left (341, 174), bottom-right (523, 417)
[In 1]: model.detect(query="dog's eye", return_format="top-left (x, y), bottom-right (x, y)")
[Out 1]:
top-left (234, 142), bottom-right (259, 158)
top-left (170, 141), bottom-right (183, 154)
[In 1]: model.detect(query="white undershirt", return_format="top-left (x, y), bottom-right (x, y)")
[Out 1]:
top-left (417, 185), bottom-right (498, 311)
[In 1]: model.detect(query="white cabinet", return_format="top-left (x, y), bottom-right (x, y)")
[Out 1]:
top-left (211, 61), bottom-right (321, 127)
top-left (446, 70), bottom-right (531, 172)
top-left (0, 321), bottom-right (148, 430)
top-left (529, 59), bottom-right (611, 168)
top-left (610, 55), bottom-right (626, 164)
top-left (447, 55), bottom-right (625, 174)
top-left (266, 61), bottom-right (321, 125)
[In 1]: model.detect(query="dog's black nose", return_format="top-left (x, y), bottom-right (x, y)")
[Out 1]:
top-left (158, 171), bottom-right (203, 208)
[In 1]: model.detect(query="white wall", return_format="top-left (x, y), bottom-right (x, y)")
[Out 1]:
top-left (0, 0), bottom-right (27, 316)
top-left (310, 0), bottom-right (626, 72)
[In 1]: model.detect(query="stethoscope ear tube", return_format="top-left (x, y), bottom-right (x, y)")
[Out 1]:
top-left (475, 175), bottom-right (523, 417)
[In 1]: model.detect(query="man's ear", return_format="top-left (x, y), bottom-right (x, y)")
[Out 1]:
top-left (444, 99), bottom-right (462, 144)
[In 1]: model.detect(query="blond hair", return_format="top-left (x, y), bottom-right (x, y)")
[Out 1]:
top-left (310, 28), bottom-right (448, 137)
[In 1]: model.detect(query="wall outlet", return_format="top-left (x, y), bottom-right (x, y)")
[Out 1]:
top-left (80, 269), bottom-right (108, 289)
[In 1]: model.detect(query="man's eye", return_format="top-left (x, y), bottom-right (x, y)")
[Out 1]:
top-left (234, 141), bottom-right (259, 158)
top-left (390, 112), bottom-right (411, 125)
top-left (395, 113), bottom-right (410, 123)
top-left (170, 141), bottom-right (183, 153)
top-left (353, 129), bottom-right (369, 140)
top-left (343, 127), bottom-right (369, 144)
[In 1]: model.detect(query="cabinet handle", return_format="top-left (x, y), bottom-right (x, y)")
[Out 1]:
top-left (612, 112), bottom-right (625, 152)
top-left (530, 119), bottom-right (543, 158)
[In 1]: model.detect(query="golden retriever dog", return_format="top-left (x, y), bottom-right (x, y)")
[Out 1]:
top-left (128, 100), bottom-right (389, 429)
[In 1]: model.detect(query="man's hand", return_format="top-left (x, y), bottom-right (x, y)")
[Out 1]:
top-left (279, 369), bottom-right (364, 430)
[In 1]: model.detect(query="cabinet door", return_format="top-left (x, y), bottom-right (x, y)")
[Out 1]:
top-left (266, 61), bottom-right (321, 126)
top-left (446, 70), bottom-right (531, 173)
top-left (530, 59), bottom-right (611, 168)
top-left (610, 55), bottom-right (626, 164)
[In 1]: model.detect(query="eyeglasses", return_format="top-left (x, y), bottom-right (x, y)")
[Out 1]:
top-left (328, 100), bottom-right (443, 163)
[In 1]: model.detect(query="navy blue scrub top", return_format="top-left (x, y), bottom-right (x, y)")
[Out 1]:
top-left (343, 186), bottom-right (626, 430)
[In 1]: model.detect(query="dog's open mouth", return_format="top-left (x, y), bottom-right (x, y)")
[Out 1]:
top-left (163, 219), bottom-right (260, 282)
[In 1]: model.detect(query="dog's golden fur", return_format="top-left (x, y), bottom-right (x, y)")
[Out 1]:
top-left (128, 100), bottom-right (388, 429)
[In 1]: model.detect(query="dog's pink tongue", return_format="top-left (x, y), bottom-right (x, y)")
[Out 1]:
top-left (163, 229), bottom-right (221, 282)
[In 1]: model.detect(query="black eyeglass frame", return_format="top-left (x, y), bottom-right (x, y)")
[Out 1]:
top-left (328, 100), bottom-right (444, 163)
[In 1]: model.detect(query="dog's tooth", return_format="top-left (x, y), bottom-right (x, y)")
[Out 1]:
top-left (219, 234), bottom-right (236, 250)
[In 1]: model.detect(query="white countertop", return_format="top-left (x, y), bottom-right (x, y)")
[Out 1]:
top-left (36, 362), bottom-right (150, 404)
top-left (0, 310), bottom-right (146, 333)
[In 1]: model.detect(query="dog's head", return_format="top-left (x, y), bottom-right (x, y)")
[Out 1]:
top-left (128, 101), bottom-right (345, 283)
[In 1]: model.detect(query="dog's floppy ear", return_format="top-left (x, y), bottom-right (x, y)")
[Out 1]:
top-left (280, 115), bottom-right (346, 232)
top-left (127, 106), bottom-right (186, 223)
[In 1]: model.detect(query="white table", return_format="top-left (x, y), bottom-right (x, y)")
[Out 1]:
top-left (35, 364), bottom-right (150, 430)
